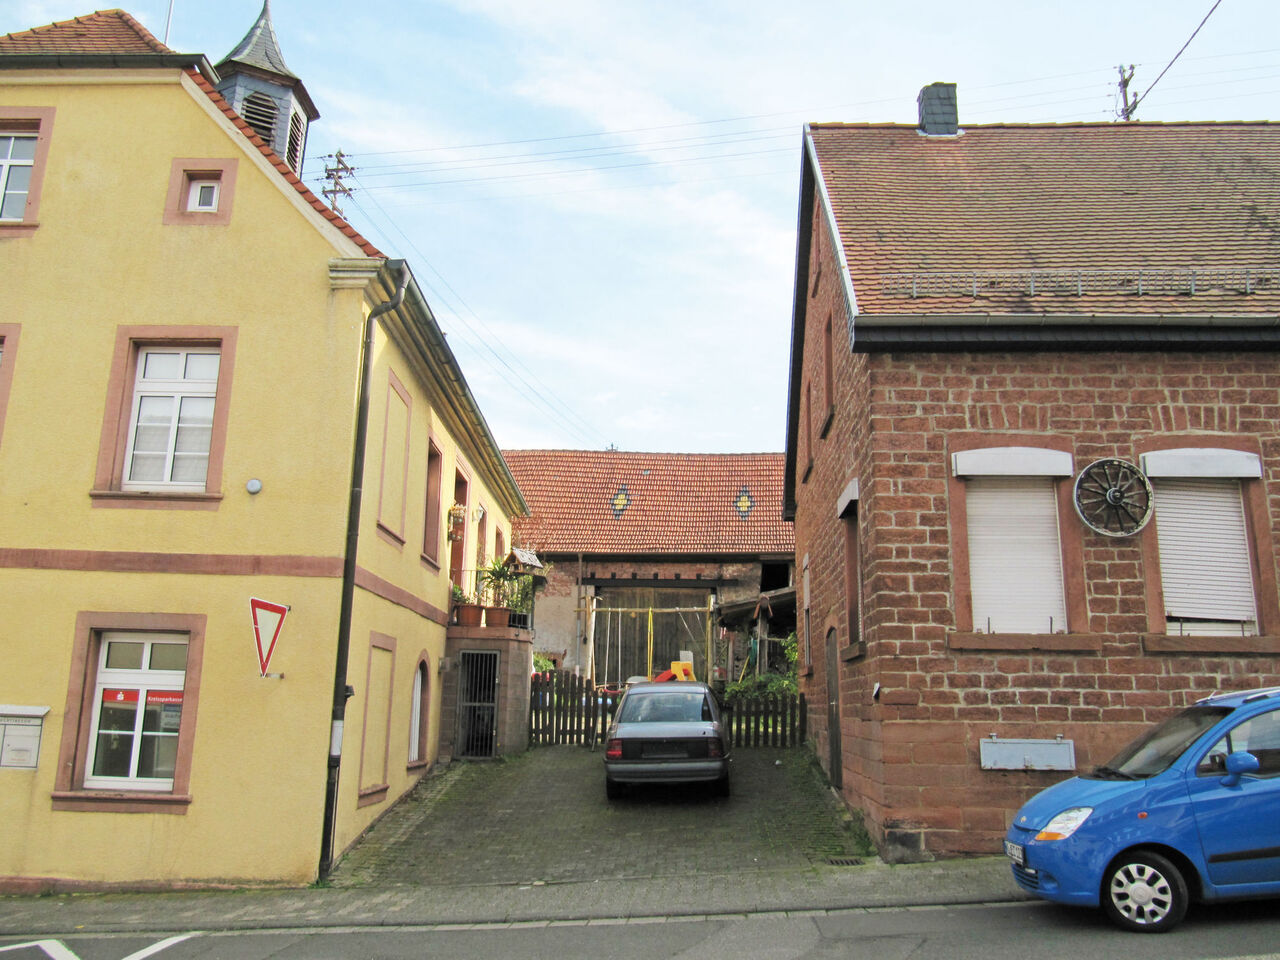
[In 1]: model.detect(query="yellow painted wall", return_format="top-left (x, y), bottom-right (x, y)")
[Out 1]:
top-left (0, 69), bottom-right (518, 884)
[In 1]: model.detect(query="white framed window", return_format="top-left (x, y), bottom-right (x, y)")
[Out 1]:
top-left (966, 477), bottom-right (1068, 633)
top-left (409, 662), bottom-right (427, 763)
top-left (122, 348), bottom-right (220, 490)
top-left (186, 178), bottom-right (219, 213)
top-left (0, 134), bottom-right (35, 221)
top-left (83, 632), bottom-right (188, 791)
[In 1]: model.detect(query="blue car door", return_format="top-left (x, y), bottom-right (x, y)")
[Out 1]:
top-left (1186, 705), bottom-right (1280, 887)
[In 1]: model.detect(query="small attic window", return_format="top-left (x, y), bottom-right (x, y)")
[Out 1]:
top-left (163, 159), bottom-right (237, 226)
top-left (241, 92), bottom-right (278, 146)
top-left (186, 178), bottom-right (220, 213)
top-left (286, 113), bottom-right (305, 171)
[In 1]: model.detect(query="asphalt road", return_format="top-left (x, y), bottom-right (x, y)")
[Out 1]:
top-left (4, 900), bottom-right (1279, 960)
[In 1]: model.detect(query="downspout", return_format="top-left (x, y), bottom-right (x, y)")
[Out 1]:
top-left (319, 260), bottom-right (410, 879)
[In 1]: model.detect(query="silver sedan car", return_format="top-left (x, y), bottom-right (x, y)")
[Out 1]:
top-left (603, 681), bottom-right (730, 799)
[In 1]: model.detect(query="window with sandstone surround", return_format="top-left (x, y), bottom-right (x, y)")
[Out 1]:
top-left (948, 444), bottom-right (1088, 644)
top-left (0, 107), bottom-right (54, 237)
top-left (820, 314), bottom-right (834, 437)
top-left (1139, 446), bottom-right (1278, 642)
top-left (92, 327), bottom-right (237, 510)
top-left (408, 658), bottom-right (430, 767)
top-left (53, 612), bottom-right (205, 813)
top-left (358, 632), bottom-right (396, 807)
top-left (162, 158), bottom-right (237, 226)
top-left (376, 370), bottom-right (411, 547)
top-left (421, 439), bottom-right (444, 566)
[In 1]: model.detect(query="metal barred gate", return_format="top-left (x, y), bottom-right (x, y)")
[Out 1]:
top-left (458, 650), bottom-right (499, 757)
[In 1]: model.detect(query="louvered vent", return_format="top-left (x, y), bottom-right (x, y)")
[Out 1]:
top-left (286, 113), bottom-right (305, 170)
top-left (241, 92), bottom-right (279, 146)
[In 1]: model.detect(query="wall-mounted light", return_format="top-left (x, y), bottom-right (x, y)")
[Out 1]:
top-left (246, 478), bottom-right (263, 495)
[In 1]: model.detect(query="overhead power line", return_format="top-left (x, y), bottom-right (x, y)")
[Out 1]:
top-left (1127, 0), bottom-right (1227, 118)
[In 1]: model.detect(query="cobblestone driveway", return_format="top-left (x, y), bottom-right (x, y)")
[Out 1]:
top-left (331, 746), bottom-right (870, 886)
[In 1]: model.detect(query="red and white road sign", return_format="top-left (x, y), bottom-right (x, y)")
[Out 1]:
top-left (250, 597), bottom-right (289, 676)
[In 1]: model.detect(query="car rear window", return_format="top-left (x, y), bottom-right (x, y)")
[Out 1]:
top-left (617, 691), bottom-right (712, 723)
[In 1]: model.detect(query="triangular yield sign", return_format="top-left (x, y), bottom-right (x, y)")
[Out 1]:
top-left (250, 597), bottom-right (289, 676)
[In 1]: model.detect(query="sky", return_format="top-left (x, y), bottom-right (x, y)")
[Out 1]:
top-left (6, 1), bottom-right (1279, 454)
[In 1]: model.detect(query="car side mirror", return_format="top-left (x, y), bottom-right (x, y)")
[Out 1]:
top-left (1220, 750), bottom-right (1261, 787)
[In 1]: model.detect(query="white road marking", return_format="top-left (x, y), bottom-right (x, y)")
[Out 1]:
top-left (0, 934), bottom-right (199, 960)
top-left (0, 942), bottom-right (81, 960)
top-left (120, 934), bottom-right (199, 960)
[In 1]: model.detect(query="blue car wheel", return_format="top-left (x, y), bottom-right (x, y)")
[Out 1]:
top-left (1101, 850), bottom-right (1188, 933)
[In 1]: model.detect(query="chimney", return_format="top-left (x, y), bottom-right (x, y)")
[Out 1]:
top-left (917, 82), bottom-right (958, 136)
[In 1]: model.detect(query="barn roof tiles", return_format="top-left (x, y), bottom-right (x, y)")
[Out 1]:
top-left (504, 450), bottom-right (793, 556)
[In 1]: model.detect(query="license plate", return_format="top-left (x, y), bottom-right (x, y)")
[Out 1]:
top-left (1004, 840), bottom-right (1025, 866)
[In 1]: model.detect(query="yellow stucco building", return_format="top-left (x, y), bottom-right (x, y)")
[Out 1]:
top-left (0, 8), bottom-right (525, 887)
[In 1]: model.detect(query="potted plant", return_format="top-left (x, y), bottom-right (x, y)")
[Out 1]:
top-left (479, 558), bottom-right (519, 628)
top-left (451, 583), bottom-right (482, 627)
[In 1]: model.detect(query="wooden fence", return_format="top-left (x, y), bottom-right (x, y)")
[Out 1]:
top-left (528, 671), bottom-right (805, 749)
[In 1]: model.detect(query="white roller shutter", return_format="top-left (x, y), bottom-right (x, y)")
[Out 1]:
top-left (966, 478), bottom-right (1067, 633)
top-left (1154, 479), bottom-right (1257, 628)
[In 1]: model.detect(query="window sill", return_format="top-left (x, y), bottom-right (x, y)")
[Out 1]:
top-left (90, 489), bottom-right (222, 511)
top-left (406, 759), bottom-right (429, 772)
top-left (839, 641), bottom-right (866, 662)
top-left (420, 553), bottom-right (441, 572)
top-left (51, 790), bottom-right (192, 814)
top-left (357, 784), bottom-right (389, 808)
top-left (947, 632), bottom-right (1104, 652)
top-left (1143, 634), bottom-right (1279, 655)
top-left (0, 221), bottom-right (39, 238)
top-left (819, 407), bottom-right (834, 440)
top-left (376, 523), bottom-right (406, 549)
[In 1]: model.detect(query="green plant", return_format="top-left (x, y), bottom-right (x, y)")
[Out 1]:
top-left (451, 583), bottom-right (474, 605)
top-left (723, 631), bottom-right (798, 704)
top-left (478, 557), bottom-right (519, 607)
top-left (533, 652), bottom-right (556, 673)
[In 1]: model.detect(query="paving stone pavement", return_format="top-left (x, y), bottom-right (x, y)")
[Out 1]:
top-left (0, 745), bottom-right (1027, 936)
top-left (330, 745), bottom-right (872, 886)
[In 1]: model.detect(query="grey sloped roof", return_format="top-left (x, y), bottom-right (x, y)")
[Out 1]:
top-left (217, 0), bottom-right (296, 79)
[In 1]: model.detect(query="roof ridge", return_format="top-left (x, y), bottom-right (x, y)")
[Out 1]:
top-left (186, 68), bottom-right (382, 258)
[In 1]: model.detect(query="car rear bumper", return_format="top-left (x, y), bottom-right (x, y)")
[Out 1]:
top-left (605, 759), bottom-right (728, 784)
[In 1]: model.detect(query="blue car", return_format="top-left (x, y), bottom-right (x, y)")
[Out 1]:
top-left (1005, 686), bottom-right (1280, 932)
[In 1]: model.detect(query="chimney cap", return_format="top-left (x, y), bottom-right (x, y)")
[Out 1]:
top-left (918, 82), bottom-right (959, 136)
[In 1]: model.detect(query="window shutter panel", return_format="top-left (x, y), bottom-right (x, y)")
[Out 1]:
top-left (966, 478), bottom-right (1067, 633)
top-left (1154, 479), bottom-right (1256, 622)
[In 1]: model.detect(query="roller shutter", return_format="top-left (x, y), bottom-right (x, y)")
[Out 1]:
top-left (1154, 479), bottom-right (1257, 630)
top-left (966, 478), bottom-right (1067, 633)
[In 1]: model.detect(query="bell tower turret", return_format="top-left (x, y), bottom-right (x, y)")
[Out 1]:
top-left (214, 0), bottom-right (318, 173)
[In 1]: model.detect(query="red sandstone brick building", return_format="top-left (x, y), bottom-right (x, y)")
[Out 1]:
top-left (505, 450), bottom-right (794, 685)
top-left (783, 84), bottom-right (1280, 861)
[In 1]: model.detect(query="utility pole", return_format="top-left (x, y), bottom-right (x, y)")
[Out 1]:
top-left (1116, 64), bottom-right (1139, 121)
top-left (322, 151), bottom-right (354, 217)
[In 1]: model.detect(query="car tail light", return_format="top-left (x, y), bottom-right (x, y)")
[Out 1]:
top-left (708, 737), bottom-right (724, 758)
top-left (605, 739), bottom-right (622, 760)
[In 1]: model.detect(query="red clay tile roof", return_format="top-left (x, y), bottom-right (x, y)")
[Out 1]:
top-left (186, 69), bottom-right (382, 257)
top-left (0, 9), bottom-right (170, 54)
top-left (0, 9), bottom-right (382, 258)
top-left (504, 450), bottom-right (794, 557)
top-left (809, 122), bottom-right (1280, 317)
